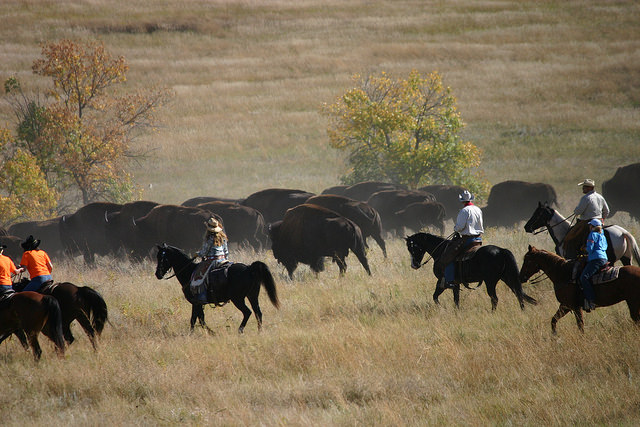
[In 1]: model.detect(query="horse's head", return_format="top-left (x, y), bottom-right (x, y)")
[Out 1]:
top-left (155, 243), bottom-right (172, 279)
top-left (405, 234), bottom-right (427, 269)
top-left (524, 202), bottom-right (554, 233)
top-left (519, 245), bottom-right (542, 282)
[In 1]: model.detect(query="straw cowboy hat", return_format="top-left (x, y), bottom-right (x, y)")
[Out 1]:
top-left (578, 178), bottom-right (595, 187)
top-left (458, 190), bottom-right (474, 202)
top-left (204, 217), bottom-right (223, 233)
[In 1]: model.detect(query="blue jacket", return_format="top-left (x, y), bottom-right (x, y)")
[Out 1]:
top-left (585, 230), bottom-right (607, 261)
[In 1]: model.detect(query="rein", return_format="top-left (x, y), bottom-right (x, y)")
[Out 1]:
top-left (420, 232), bottom-right (455, 266)
top-left (532, 213), bottom-right (575, 235)
top-left (527, 272), bottom-right (548, 285)
top-left (160, 254), bottom-right (197, 280)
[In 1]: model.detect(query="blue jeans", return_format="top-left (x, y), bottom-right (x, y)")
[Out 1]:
top-left (444, 236), bottom-right (482, 283)
top-left (580, 258), bottom-right (607, 302)
top-left (23, 275), bottom-right (52, 292)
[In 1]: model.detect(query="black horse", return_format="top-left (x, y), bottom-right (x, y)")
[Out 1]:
top-left (154, 244), bottom-right (280, 333)
top-left (405, 232), bottom-right (537, 309)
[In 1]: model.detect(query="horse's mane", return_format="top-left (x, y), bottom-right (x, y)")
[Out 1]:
top-left (529, 246), bottom-right (570, 269)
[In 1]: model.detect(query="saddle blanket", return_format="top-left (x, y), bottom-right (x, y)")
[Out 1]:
top-left (592, 266), bottom-right (620, 285)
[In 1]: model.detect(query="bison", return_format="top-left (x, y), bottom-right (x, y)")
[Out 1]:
top-left (105, 200), bottom-right (160, 258)
top-left (7, 217), bottom-right (64, 261)
top-left (129, 204), bottom-right (223, 261)
top-left (320, 185), bottom-right (348, 196)
top-left (366, 189), bottom-right (435, 234)
top-left (341, 181), bottom-right (408, 202)
top-left (602, 163), bottom-right (640, 220)
top-left (269, 204), bottom-right (371, 279)
top-left (481, 180), bottom-right (558, 228)
top-left (181, 196), bottom-right (241, 207)
top-left (195, 201), bottom-right (268, 251)
top-left (60, 202), bottom-right (123, 263)
top-left (304, 194), bottom-right (387, 257)
top-left (418, 185), bottom-right (468, 220)
top-left (387, 201), bottom-right (446, 236)
top-left (241, 188), bottom-right (315, 224)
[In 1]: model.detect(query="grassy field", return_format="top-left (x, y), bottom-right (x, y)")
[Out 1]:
top-left (1, 0), bottom-right (640, 425)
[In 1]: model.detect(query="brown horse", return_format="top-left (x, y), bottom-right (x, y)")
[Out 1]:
top-left (519, 245), bottom-right (640, 333)
top-left (0, 292), bottom-right (66, 360)
top-left (15, 279), bottom-right (108, 350)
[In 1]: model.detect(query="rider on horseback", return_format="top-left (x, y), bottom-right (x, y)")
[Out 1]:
top-left (580, 218), bottom-right (608, 312)
top-left (0, 243), bottom-right (24, 297)
top-left (191, 218), bottom-right (230, 303)
top-left (19, 235), bottom-right (53, 292)
top-left (437, 190), bottom-right (484, 289)
top-left (563, 179), bottom-right (610, 259)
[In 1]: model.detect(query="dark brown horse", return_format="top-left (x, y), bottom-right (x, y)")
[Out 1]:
top-left (15, 279), bottom-right (108, 350)
top-left (0, 292), bottom-right (66, 360)
top-left (155, 244), bottom-right (280, 333)
top-left (519, 245), bottom-right (640, 333)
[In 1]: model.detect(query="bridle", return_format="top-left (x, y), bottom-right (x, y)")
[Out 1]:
top-left (157, 248), bottom-right (196, 280)
top-left (530, 209), bottom-right (575, 235)
top-left (410, 232), bottom-right (455, 267)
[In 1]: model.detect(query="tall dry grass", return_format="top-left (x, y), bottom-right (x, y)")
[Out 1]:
top-left (1, 0), bottom-right (640, 425)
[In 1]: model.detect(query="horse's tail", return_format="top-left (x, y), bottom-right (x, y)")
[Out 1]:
top-left (622, 231), bottom-right (640, 266)
top-left (42, 295), bottom-right (66, 353)
top-left (502, 249), bottom-right (538, 305)
top-left (77, 286), bottom-right (109, 335)
top-left (250, 261), bottom-right (280, 309)
top-left (350, 223), bottom-right (371, 275)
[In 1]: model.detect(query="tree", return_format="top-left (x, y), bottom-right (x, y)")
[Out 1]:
top-left (323, 70), bottom-right (488, 195)
top-left (2, 39), bottom-right (171, 212)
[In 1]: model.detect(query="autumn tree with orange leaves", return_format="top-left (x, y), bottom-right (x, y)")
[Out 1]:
top-left (1, 39), bottom-right (171, 223)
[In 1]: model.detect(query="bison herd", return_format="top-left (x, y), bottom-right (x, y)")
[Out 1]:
top-left (1, 165), bottom-right (638, 278)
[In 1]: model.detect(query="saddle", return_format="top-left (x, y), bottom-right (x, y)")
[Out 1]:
top-left (190, 260), bottom-right (232, 304)
top-left (0, 289), bottom-right (16, 304)
top-left (457, 242), bottom-right (482, 262)
top-left (571, 258), bottom-right (620, 285)
top-left (452, 242), bottom-right (483, 287)
top-left (12, 278), bottom-right (54, 293)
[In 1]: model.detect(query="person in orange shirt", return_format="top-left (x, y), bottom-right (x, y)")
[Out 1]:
top-left (0, 243), bottom-right (24, 296)
top-left (19, 235), bottom-right (53, 292)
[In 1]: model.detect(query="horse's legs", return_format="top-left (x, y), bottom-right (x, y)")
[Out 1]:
top-left (485, 281), bottom-right (499, 311)
top-left (248, 294), bottom-right (263, 331)
top-left (73, 312), bottom-right (98, 351)
top-left (551, 305), bottom-right (570, 334)
top-left (189, 305), bottom-right (213, 334)
top-left (335, 256), bottom-right (347, 276)
top-left (432, 283), bottom-right (445, 305)
top-left (452, 285), bottom-right (460, 308)
top-left (626, 300), bottom-right (640, 323)
top-left (572, 309), bottom-right (585, 332)
top-left (232, 298), bottom-right (253, 334)
top-left (27, 332), bottom-right (42, 361)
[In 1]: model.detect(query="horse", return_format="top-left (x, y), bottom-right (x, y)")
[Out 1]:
top-left (0, 291), bottom-right (66, 360)
top-left (14, 279), bottom-right (108, 350)
top-left (519, 245), bottom-right (640, 333)
top-left (154, 243), bottom-right (280, 333)
top-left (405, 232), bottom-right (537, 310)
top-left (524, 202), bottom-right (640, 265)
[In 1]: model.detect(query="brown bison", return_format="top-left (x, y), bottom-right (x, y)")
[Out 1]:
top-left (388, 201), bottom-right (446, 236)
top-left (60, 202), bottom-right (123, 263)
top-left (195, 201), bottom-right (268, 251)
top-left (129, 204), bottom-right (223, 261)
top-left (105, 200), bottom-right (160, 258)
top-left (320, 185), bottom-right (348, 196)
top-left (181, 196), bottom-right (241, 207)
top-left (0, 235), bottom-right (26, 264)
top-left (603, 163), bottom-right (640, 220)
top-left (341, 181), bottom-right (408, 202)
top-left (482, 180), bottom-right (558, 228)
top-left (418, 185), bottom-right (468, 220)
top-left (269, 204), bottom-right (371, 279)
top-left (366, 189), bottom-right (435, 234)
top-left (7, 217), bottom-right (64, 260)
top-left (241, 188), bottom-right (315, 224)
top-left (304, 194), bottom-right (387, 257)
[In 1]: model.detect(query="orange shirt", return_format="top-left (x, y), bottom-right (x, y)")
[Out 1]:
top-left (0, 254), bottom-right (18, 286)
top-left (20, 250), bottom-right (52, 278)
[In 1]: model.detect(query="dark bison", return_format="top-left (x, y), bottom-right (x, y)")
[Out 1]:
top-left (304, 194), bottom-right (387, 257)
top-left (603, 163), bottom-right (640, 220)
top-left (129, 204), bottom-right (223, 261)
top-left (181, 196), bottom-right (241, 207)
top-left (320, 185), bottom-right (348, 196)
top-left (0, 235), bottom-right (26, 264)
top-left (60, 202), bottom-right (123, 263)
top-left (241, 188), bottom-right (315, 224)
top-left (482, 180), bottom-right (558, 228)
top-left (269, 204), bottom-right (371, 279)
top-left (105, 200), bottom-right (160, 258)
top-left (366, 189), bottom-right (435, 234)
top-left (341, 181), bottom-right (408, 202)
top-left (195, 201), bottom-right (268, 251)
top-left (418, 185), bottom-right (468, 220)
top-left (387, 201), bottom-right (446, 236)
top-left (7, 217), bottom-right (64, 260)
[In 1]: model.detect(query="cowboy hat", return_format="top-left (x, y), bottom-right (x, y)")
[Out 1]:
top-left (458, 190), bottom-right (474, 202)
top-left (578, 178), bottom-right (595, 187)
top-left (21, 235), bottom-right (40, 251)
top-left (204, 217), bottom-right (223, 233)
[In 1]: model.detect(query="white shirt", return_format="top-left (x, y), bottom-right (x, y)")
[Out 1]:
top-left (574, 190), bottom-right (609, 220)
top-left (454, 203), bottom-right (484, 236)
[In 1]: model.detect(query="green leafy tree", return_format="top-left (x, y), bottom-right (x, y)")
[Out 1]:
top-left (323, 70), bottom-right (488, 195)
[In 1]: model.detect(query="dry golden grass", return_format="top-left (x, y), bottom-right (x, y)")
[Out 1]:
top-left (1, 0), bottom-right (640, 425)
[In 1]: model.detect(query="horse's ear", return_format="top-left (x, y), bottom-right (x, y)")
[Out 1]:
top-left (538, 201), bottom-right (542, 207)
top-left (528, 244), bottom-right (533, 251)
